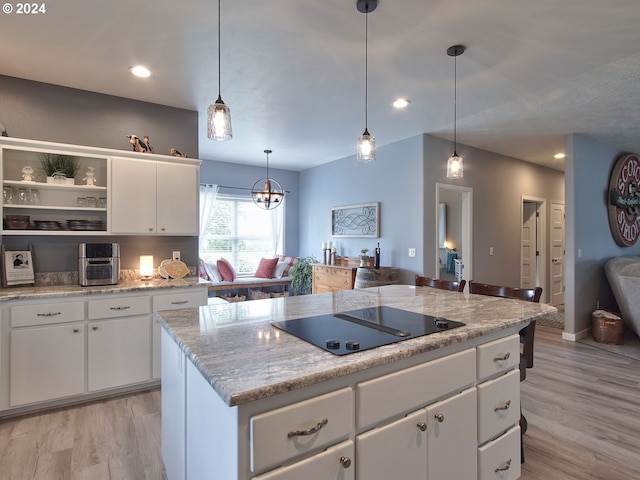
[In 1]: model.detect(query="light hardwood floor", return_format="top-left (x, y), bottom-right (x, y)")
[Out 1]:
top-left (1, 326), bottom-right (639, 480)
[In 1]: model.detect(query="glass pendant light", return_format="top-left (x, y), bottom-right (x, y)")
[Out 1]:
top-left (207, 0), bottom-right (232, 141)
top-left (251, 150), bottom-right (286, 210)
top-left (356, 0), bottom-right (377, 163)
top-left (447, 45), bottom-right (465, 179)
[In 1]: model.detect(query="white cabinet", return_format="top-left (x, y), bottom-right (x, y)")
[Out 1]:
top-left (111, 157), bottom-right (198, 235)
top-left (10, 323), bottom-right (85, 406)
top-left (161, 328), bottom-right (187, 480)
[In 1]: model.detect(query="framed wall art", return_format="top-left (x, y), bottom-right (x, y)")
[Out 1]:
top-left (1, 244), bottom-right (35, 287)
top-left (331, 202), bottom-right (379, 238)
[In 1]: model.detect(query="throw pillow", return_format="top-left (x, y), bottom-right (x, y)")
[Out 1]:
top-left (273, 260), bottom-right (289, 279)
top-left (255, 257), bottom-right (279, 279)
top-left (276, 255), bottom-right (298, 276)
top-left (198, 259), bottom-right (209, 280)
top-left (204, 262), bottom-right (223, 282)
top-left (216, 258), bottom-right (236, 282)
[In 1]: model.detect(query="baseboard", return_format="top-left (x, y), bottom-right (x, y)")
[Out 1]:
top-left (562, 328), bottom-right (591, 342)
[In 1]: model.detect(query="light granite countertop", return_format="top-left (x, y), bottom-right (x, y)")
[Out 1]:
top-left (156, 284), bottom-right (556, 407)
top-left (0, 277), bottom-right (209, 302)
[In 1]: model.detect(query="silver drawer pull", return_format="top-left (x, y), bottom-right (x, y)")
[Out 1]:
top-left (37, 312), bottom-right (61, 317)
top-left (434, 413), bottom-right (444, 423)
top-left (493, 352), bottom-right (510, 361)
top-left (494, 400), bottom-right (512, 412)
top-left (171, 300), bottom-right (189, 305)
top-left (110, 306), bottom-right (131, 311)
top-left (73, 328), bottom-right (80, 333)
top-left (417, 421), bottom-right (427, 431)
top-left (287, 418), bottom-right (328, 438)
top-left (339, 456), bottom-right (351, 469)
top-left (495, 459), bottom-right (512, 472)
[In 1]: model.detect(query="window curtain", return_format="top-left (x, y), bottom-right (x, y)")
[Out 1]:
top-left (199, 184), bottom-right (219, 251)
top-left (270, 202), bottom-right (284, 255)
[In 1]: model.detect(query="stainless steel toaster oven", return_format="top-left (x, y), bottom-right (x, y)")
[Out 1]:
top-left (78, 243), bottom-right (120, 286)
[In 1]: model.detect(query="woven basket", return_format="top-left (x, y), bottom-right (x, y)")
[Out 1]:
top-left (248, 289), bottom-right (271, 300)
top-left (592, 310), bottom-right (623, 345)
top-left (223, 294), bottom-right (246, 303)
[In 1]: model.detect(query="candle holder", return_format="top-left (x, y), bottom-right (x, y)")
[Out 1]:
top-left (322, 248), bottom-right (328, 265)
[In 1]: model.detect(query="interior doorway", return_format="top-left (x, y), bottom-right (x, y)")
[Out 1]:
top-left (520, 197), bottom-right (547, 302)
top-left (550, 201), bottom-right (565, 306)
top-left (435, 184), bottom-right (473, 283)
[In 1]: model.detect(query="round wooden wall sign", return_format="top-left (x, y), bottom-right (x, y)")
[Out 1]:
top-left (608, 153), bottom-right (640, 246)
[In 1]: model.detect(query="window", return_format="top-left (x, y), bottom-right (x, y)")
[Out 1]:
top-left (199, 194), bottom-right (284, 275)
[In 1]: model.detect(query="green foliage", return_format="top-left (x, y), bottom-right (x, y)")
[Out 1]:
top-left (360, 248), bottom-right (369, 255)
top-left (288, 255), bottom-right (318, 295)
top-left (39, 154), bottom-right (80, 178)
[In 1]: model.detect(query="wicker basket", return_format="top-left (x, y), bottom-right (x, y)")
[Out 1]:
top-left (223, 294), bottom-right (246, 303)
top-left (248, 289), bottom-right (271, 300)
top-left (270, 291), bottom-right (289, 298)
top-left (592, 310), bottom-right (623, 345)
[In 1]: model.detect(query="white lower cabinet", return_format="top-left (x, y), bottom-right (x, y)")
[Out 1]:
top-left (478, 426), bottom-right (521, 480)
top-left (88, 316), bottom-right (151, 392)
top-left (10, 323), bottom-right (85, 406)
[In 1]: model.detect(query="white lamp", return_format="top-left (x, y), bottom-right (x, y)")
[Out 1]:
top-left (140, 255), bottom-right (154, 280)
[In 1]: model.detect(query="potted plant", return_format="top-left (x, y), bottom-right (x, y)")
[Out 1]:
top-left (39, 154), bottom-right (80, 184)
top-left (360, 248), bottom-right (370, 267)
top-left (288, 255), bottom-right (318, 295)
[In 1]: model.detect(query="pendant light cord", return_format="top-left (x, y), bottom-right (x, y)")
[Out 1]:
top-left (453, 52), bottom-right (457, 153)
top-left (217, 0), bottom-right (222, 99)
top-left (364, 10), bottom-right (369, 130)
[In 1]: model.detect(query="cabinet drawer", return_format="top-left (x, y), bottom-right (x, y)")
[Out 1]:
top-left (87, 295), bottom-right (150, 319)
top-left (477, 334), bottom-right (519, 381)
top-left (250, 388), bottom-right (353, 473)
top-left (478, 425), bottom-right (521, 480)
top-left (357, 348), bottom-right (475, 430)
top-left (11, 301), bottom-right (85, 327)
top-left (152, 289), bottom-right (207, 311)
top-left (477, 369), bottom-right (520, 444)
top-left (252, 440), bottom-right (354, 480)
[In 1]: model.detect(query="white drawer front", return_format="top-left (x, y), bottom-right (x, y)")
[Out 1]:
top-left (87, 295), bottom-right (150, 319)
top-left (478, 425), bottom-right (521, 480)
top-left (477, 369), bottom-right (520, 444)
top-left (477, 334), bottom-right (520, 381)
top-left (152, 289), bottom-right (207, 311)
top-left (11, 301), bottom-right (85, 327)
top-left (357, 348), bottom-right (475, 430)
top-left (252, 440), bottom-right (354, 480)
top-left (250, 388), bottom-right (353, 473)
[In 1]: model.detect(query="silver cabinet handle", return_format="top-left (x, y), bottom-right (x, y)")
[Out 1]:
top-left (434, 413), bottom-right (444, 423)
top-left (287, 419), bottom-right (328, 438)
top-left (148, 227), bottom-right (154, 232)
top-left (171, 300), bottom-right (189, 305)
top-left (160, 227), bottom-right (166, 231)
top-left (110, 306), bottom-right (131, 311)
top-left (73, 328), bottom-right (80, 333)
top-left (417, 421), bottom-right (427, 431)
top-left (37, 312), bottom-right (61, 317)
top-left (495, 459), bottom-right (512, 472)
top-left (92, 326), bottom-right (99, 331)
top-left (493, 352), bottom-right (510, 361)
top-left (494, 400), bottom-right (511, 412)
top-left (339, 456), bottom-right (351, 469)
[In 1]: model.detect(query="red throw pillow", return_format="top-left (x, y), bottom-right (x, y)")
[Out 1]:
top-left (255, 257), bottom-right (279, 279)
top-left (216, 258), bottom-right (237, 281)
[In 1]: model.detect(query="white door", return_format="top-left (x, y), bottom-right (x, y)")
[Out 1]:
top-left (156, 162), bottom-right (199, 234)
top-left (521, 201), bottom-right (538, 289)
top-left (111, 157), bottom-right (157, 233)
top-left (550, 202), bottom-right (565, 306)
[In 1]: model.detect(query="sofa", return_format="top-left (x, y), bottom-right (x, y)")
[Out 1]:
top-left (604, 256), bottom-right (640, 336)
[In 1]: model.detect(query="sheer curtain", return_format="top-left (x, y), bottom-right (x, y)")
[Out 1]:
top-left (199, 184), bottom-right (219, 251)
top-left (270, 201), bottom-right (285, 255)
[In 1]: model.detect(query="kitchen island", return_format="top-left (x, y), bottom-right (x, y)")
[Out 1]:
top-left (157, 284), bottom-right (555, 480)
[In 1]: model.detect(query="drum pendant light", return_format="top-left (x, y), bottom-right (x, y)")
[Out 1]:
top-left (251, 150), bottom-right (286, 210)
top-left (356, 0), bottom-right (377, 163)
top-left (207, 0), bottom-right (232, 141)
top-left (447, 45), bottom-right (465, 179)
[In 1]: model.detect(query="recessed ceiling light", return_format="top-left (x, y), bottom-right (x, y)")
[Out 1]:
top-left (554, 153), bottom-right (566, 159)
top-left (129, 66), bottom-right (151, 78)
top-left (392, 98), bottom-right (411, 109)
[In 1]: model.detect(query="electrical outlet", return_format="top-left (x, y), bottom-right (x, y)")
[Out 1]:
top-left (408, 248), bottom-right (416, 258)
top-left (172, 251), bottom-right (181, 261)
top-left (489, 247), bottom-right (494, 256)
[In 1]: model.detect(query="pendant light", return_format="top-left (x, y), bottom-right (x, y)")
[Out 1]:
top-left (207, 0), bottom-right (232, 141)
top-left (447, 44), bottom-right (465, 179)
top-left (356, 0), bottom-right (377, 163)
top-left (251, 150), bottom-right (286, 210)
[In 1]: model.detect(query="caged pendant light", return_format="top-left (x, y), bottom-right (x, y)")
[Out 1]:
top-left (356, 0), bottom-right (377, 163)
top-left (251, 150), bottom-right (286, 210)
top-left (207, 0), bottom-right (232, 142)
top-left (446, 44), bottom-right (465, 179)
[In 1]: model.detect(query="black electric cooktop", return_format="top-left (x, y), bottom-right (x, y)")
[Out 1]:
top-left (271, 306), bottom-right (465, 356)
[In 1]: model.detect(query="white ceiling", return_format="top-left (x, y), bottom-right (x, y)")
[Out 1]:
top-left (2, 0), bottom-right (640, 171)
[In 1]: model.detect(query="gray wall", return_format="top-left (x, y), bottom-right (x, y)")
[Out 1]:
top-left (564, 134), bottom-right (640, 336)
top-left (423, 134), bottom-right (565, 288)
top-left (199, 159), bottom-right (300, 256)
top-left (299, 136), bottom-right (423, 284)
top-left (0, 75), bottom-right (200, 273)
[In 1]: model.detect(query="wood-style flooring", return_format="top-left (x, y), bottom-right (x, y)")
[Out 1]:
top-left (1, 326), bottom-right (639, 480)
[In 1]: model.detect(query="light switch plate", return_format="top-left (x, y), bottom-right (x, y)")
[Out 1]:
top-left (408, 248), bottom-right (416, 258)
top-left (172, 251), bottom-right (181, 261)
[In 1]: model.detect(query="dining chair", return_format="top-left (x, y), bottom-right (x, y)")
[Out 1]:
top-left (468, 280), bottom-right (542, 463)
top-left (415, 275), bottom-right (466, 293)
